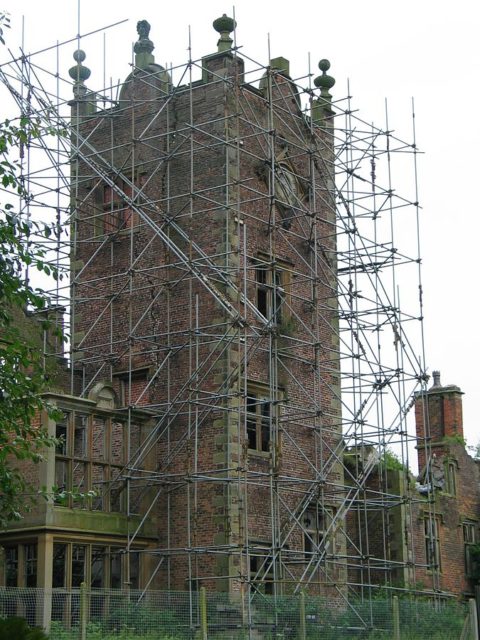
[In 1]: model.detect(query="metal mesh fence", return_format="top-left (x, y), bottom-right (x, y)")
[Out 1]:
top-left (0, 587), bottom-right (472, 639)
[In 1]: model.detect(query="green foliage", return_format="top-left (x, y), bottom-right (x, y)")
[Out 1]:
top-left (0, 119), bottom-right (60, 526)
top-left (0, 113), bottom-right (63, 525)
top-left (106, 602), bottom-right (188, 638)
top-left (0, 617), bottom-right (49, 640)
top-left (16, 596), bottom-right (470, 640)
top-left (0, 13), bottom-right (9, 46)
top-left (466, 543), bottom-right (480, 583)
top-left (442, 434), bottom-right (466, 446)
top-left (380, 449), bottom-right (407, 472)
top-left (245, 593), bottom-right (466, 640)
top-left (49, 620), bottom-right (182, 640)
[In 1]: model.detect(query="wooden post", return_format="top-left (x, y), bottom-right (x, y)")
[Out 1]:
top-left (79, 581), bottom-right (87, 640)
top-left (392, 595), bottom-right (400, 640)
top-left (470, 598), bottom-right (479, 640)
top-left (36, 533), bottom-right (53, 631)
top-left (200, 586), bottom-right (208, 640)
top-left (298, 591), bottom-right (306, 640)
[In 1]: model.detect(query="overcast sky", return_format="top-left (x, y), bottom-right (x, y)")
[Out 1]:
top-left (1, 0), bottom-right (479, 447)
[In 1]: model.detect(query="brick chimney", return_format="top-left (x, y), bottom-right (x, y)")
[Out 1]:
top-left (415, 371), bottom-right (464, 469)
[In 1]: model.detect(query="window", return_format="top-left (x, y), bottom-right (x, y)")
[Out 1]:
top-left (52, 543), bottom-right (67, 588)
top-left (303, 507), bottom-right (334, 561)
top-left (246, 389), bottom-right (272, 453)
top-left (56, 418), bottom-right (68, 455)
top-left (102, 174), bottom-right (146, 234)
top-left (24, 544), bottom-right (37, 588)
top-left (54, 411), bottom-right (127, 512)
top-left (424, 516), bottom-right (441, 570)
top-left (2, 544), bottom-right (37, 624)
top-left (51, 542), bottom-right (138, 626)
top-left (114, 368), bottom-right (149, 407)
top-left (463, 521), bottom-right (477, 578)
top-left (71, 545), bottom-right (86, 588)
top-left (3, 543), bottom-right (37, 588)
top-left (272, 163), bottom-right (300, 229)
top-left (3, 544), bottom-right (37, 619)
top-left (249, 544), bottom-right (274, 595)
top-left (255, 257), bottom-right (291, 324)
top-left (443, 459), bottom-right (457, 495)
top-left (5, 546), bottom-right (18, 587)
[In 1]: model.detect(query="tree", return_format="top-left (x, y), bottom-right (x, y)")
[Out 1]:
top-left (0, 77), bottom-right (62, 526)
top-left (0, 12), bottom-right (9, 46)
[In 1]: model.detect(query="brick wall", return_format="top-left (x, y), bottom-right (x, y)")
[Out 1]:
top-left (71, 48), bottom-right (343, 595)
top-left (413, 377), bottom-right (480, 597)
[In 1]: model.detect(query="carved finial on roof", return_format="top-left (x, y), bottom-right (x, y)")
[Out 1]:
top-left (69, 49), bottom-right (91, 98)
top-left (137, 20), bottom-right (150, 40)
top-left (134, 19), bottom-right (155, 69)
top-left (314, 59), bottom-right (335, 100)
top-left (311, 59), bottom-right (336, 125)
top-left (212, 14), bottom-right (236, 52)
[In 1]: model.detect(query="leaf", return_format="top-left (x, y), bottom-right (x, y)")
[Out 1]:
top-left (0, 115), bottom-right (63, 527)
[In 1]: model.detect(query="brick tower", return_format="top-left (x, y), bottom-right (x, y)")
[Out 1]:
top-left (69, 16), bottom-right (345, 597)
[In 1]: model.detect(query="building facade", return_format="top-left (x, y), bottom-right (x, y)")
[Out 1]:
top-left (345, 372), bottom-right (480, 599)
top-left (1, 14), bottom-right (347, 616)
top-left (2, 14), bottom-right (478, 635)
top-left (413, 372), bottom-right (480, 597)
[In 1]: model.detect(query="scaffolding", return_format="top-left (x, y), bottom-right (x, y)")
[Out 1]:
top-left (0, 12), bottom-right (439, 634)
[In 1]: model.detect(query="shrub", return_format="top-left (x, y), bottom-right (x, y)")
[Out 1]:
top-left (0, 617), bottom-right (49, 640)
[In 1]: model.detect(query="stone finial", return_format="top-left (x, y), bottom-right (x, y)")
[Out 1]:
top-left (212, 14), bottom-right (236, 52)
top-left (137, 19), bottom-right (150, 40)
top-left (432, 370), bottom-right (441, 388)
top-left (314, 59), bottom-right (335, 98)
top-left (134, 19), bottom-right (155, 69)
top-left (312, 59), bottom-right (335, 125)
top-left (69, 49), bottom-right (91, 98)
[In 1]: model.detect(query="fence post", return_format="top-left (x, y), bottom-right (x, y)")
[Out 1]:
top-left (200, 586), bottom-right (208, 640)
top-left (392, 595), bottom-right (400, 640)
top-left (469, 598), bottom-right (479, 640)
top-left (299, 591), bottom-right (306, 640)
top-left (79, 582), bottom-right (87, 640)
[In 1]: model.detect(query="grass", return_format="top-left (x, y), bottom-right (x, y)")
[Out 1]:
top-left (49, 622), bottom-right (183, 640)
top-left (34, 595), bottom-right (471, 640)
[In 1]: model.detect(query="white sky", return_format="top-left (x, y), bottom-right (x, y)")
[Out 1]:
top-left (1, 0), bottom-right (479, 447)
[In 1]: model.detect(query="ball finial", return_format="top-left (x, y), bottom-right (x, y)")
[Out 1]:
top-left (73, 49), bottom-right (86, 64)
top-left (314, 58), bottom-right (335, 92)
top-left (318, 59), bottom-right (330, 73)
top-left (69, 49), bottom-right (91, 85)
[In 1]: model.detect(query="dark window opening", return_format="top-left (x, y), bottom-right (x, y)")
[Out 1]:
top-left (71, 545), bottom-right (86, 588)
top-left (464, 521), bottom-right (477, 578)
top-left (249, 546), bottom-right (274, 595)
top-left (425, 517), bottom-right (441, 570)
top-left (246, 392), bottom-right (271, 453)
top-left (254, 260), bottom-right (290, 324)
top-left (91, 547), bottom-right (105, 589)
top-left (52, 543), bottom-right (67, 588)
top-left (110, 550), bottom-right (122, 589)
top-left (24, 544), bottom-right (37, 588)
top-left (303, 508), bottom-right (333, 562)
top-left (56, 419), bottom-right (68, 455)
top-left (5, 547), bottom-right (18, 587)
